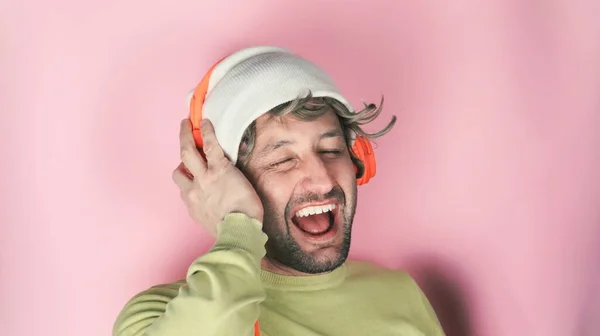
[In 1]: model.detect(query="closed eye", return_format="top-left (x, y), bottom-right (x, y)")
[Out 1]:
top-left (320, 149), bottom-right (344, 158)
top-left (270, 158), bottom-right (293, 167)
top-left (270, 150), bottom-right (343, 167)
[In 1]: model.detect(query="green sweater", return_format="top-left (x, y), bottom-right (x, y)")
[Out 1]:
top-left (113, 213), bottom-right (445, 336)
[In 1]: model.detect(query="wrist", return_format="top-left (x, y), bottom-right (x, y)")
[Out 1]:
top-left (230, 208), bottom-right (263, 223)
top-left (214, 213), bottom-right (268, 260)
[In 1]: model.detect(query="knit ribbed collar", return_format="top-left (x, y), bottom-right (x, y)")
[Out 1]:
top-left (260, 263), bottom-right (348, 291)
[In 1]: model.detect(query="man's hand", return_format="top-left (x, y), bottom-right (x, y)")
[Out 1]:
top-left (172, 119), bottom-right (264, 236)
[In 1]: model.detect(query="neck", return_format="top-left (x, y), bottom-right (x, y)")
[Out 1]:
top-left (261, 258), bottom-right (331, 277)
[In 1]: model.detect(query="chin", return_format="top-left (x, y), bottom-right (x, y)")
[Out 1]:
top-left (264, 196), bottom-right (354, 274)
top-left (294, 249), bottom-right (348, 274)
top-left (286, 227), bottom-right (352, 274)
top-left (311, 248), bottom-right (349, 269)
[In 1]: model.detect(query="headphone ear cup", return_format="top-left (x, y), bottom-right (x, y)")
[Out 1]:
top-left (189, 56), bottom-right (227, 150)
top-left (188, 96), bottom-right (207, 161)
top-left (352, 136), bottom-right (376, 185)
top-left (189, 96), bottom-right (204, 149)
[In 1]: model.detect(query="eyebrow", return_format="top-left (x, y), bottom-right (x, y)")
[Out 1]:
top-left (321, 129), bottom-right (343, 139)
top-left (257, 129), bottom-right (343, 157)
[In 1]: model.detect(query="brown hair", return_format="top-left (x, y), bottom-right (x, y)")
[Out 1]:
top-left (237, 92), bottom-right (396, 178)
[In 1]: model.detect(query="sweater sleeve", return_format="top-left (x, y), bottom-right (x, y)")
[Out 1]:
top-left (112, 213), bottom-right (268, 336)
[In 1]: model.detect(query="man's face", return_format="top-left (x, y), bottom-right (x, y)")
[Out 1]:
top-left (243, 110), bottom-right (358, 274)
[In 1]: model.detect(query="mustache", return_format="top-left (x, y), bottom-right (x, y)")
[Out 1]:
top-left (285, 186), bottom-right (345, 216)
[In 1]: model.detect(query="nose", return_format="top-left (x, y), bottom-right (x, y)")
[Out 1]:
top-left (299, 155), bottom-right (335, 195)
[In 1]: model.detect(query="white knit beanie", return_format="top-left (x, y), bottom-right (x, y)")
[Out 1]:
top-left (187, 46), bottom-right (355, 164)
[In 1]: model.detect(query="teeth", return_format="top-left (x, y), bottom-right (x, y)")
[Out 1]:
top-left (295, 204), bottom-right (336, 218)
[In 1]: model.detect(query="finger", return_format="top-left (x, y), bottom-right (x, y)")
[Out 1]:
top-left (200, 119), bottom-right (228, 169)
top-left (179, 119), bottom-right (206, 176)
top-left (172, 163), bottom-right (193, 190)
top-left (177, 162), bottom-right (195, 180)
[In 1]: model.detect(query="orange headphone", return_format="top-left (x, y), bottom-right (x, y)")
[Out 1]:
top-left (189, 56), bottom-right (377, 186)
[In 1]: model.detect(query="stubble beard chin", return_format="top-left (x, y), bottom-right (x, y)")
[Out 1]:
top-left (262, 210), bottom-right (354, 275)
top-left (262, 183), bottom-right (358, 274)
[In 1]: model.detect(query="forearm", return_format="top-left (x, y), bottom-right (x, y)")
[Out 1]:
top-left (113, 213), bottom-right (268, 336)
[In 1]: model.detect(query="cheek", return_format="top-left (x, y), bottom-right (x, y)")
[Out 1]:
top-left (330, 157), bottom-right (356, 182)
top-left (332, 159), bottom-right (358, 202)
top-left (255, 177), bottom-right (292, 215)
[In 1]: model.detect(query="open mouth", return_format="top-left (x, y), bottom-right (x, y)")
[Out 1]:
top-left (291, 203), bottom-right (336, 237)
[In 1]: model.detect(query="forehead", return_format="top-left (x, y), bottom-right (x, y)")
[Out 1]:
top-left (254, 109), bottom-right (342, 142)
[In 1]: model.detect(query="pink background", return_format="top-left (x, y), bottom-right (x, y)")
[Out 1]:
top-left (2, 1), bottom-right (599, 335)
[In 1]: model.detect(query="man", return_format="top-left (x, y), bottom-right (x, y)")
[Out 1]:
top-left (113, 46), bottom-right (444, 336)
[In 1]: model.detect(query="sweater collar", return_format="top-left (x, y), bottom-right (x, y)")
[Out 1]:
top-left (260, 263), bottom-right (348, 291)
